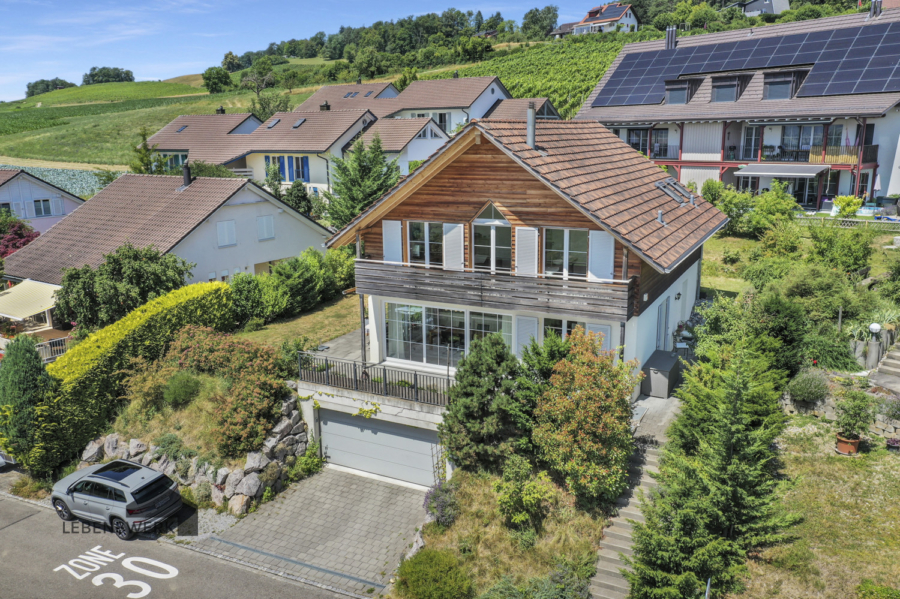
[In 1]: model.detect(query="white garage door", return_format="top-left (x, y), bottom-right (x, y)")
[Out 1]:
top-left (320, 409), bottom-right (439, 487)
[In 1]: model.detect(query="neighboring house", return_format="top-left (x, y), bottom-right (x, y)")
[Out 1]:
top-left (295, 115), bottom-right (726, 486)
top-left (724, 0), bottom-right (790, 16)
top-left (576, 10), bottom-right (900, 207)
top-left (2, 169), bottom-right (330, 318)
top-left (0, 169), bottom-right (84, 234)
top-left (553, 3), bottom-right (640, 38)
top-left (482, 98), bottom-right (561, 120)
top-left (296, 76), bottom-right (561, 133)
top-left (347, 118), bottom-right (449, 174)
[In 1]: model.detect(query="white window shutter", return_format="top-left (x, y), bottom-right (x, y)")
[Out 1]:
top-left (267, 217), bottom-right (275, 240)
top-left (24, 200), bottom-right (35, 218)
top-left (515, 227), bottom-right (538, 276)
top-left (588, 230), bottom-right (616, 281)
top-left (586, 323), bottom-right (613, 351)
top-left (51, 198), bottom-right (63, 216)
top-left (228, 221), bottom-right (237, 246)
top-left (257, 217), bottom-right (266, 240)
top-left (11, 202), bottom-right (23, 218)
top-left (516, 316), bottom-right (539, 358)
top-left (217, 222), bottom-right (228, 247)
top-left (443, 223), bottom-right (464, 270)
top-left (383, 220), bottom-right (402, 263)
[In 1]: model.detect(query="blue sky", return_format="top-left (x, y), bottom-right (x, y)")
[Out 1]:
top-left (0, 0), bottom-right (593, 102)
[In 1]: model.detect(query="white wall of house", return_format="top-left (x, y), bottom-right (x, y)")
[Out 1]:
top-left (0, 174), bottom-right (83, 234)
top-left (245, 152), bottom-right (331, 196)
top-left (623, 258), bottom-right (701, 370)
top-left (169, 186), bottom-right (329, 284)
top-left (390, 80), bottom-right (510, 133)
top-left (876, 109), bottom-right (900, 197)
top-left (680, 166), bottom-right (720, 189)
top-left (682, 122), bottom-right (723, 161)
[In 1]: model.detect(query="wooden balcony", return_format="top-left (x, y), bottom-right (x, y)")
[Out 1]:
top-left (355, 260), bottom-right (636, 322)
top-left (807, 145), bottom-right (878, 165)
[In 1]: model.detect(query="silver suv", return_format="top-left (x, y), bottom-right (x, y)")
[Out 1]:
top-left (51, 459), bottom-right (183, 540)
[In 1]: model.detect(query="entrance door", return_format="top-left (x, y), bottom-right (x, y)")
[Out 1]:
top-left (656, 297), bottom-right (670, 351)
top-left (320, 409), bottom-right (439, 486)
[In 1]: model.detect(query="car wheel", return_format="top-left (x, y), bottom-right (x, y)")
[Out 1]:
top-left (53, 499), bottom-right (74, 521)
top-left (111, 517), bottom-right (133, 540)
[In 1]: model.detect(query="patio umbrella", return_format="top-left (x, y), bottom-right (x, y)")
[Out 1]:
top-left (874, 174), bottom-right (882, 193)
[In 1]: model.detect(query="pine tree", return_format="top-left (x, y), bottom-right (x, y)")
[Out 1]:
top-left (323, 133), bottom-right (400, 229)
top-left (438, 334), bottom-right (522, 472)
top-left (129, 126), bottom-right (167, 174)
top-left (0, 335), bottom-right (52, 461)
top-left (283, 180), bottom-right (312, 214)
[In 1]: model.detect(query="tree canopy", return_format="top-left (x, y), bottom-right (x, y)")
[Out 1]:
top-left (323, 133), bottom-right (400, 229)
top-left (82, 66), bottom-right (134, 85)
top-left (25, 78), bottom-right (76, 98)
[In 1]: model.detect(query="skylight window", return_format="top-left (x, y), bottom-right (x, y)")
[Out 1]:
top-left (176, 125), bottom-right (188, 133)
top-left (344, 92), bottom-right (352, 98)
top-left (292, 118), bottom-right (306, 129)
top-left (351, 92), bottom-right (359, 97)
top-left (267, 118), bottom-right (281, 128)
top-left (365, 91), bottom-right (373, 97)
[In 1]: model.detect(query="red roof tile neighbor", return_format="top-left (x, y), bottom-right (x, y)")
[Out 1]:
top-left (3, 174), bottom-right (249, 285)
top-left (294, 82), bottom-right (398, 113)
top-left (394, 76), bottom-right (503, 109)
top-left (482, 98), bottom-right (558, 120)
top-left (353, 118), bottom-right (443, 153)
top-left (0, 169), bottom-right (23, 185)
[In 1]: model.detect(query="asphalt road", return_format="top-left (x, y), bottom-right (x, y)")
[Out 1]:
top-left (0, 496), bottom-right (347, 599)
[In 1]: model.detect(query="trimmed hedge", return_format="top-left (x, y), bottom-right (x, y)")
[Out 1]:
top-left (24, 282), bottom-right (232, 476)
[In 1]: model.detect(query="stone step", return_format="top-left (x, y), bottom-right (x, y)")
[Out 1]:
top-left (609, 517), bottom-right (634, 532)
top-left (604, 526), bottom-right (632, 543)
top-left (597, 549), bottom-right (629, 568)
top-left (617, 505), bottom-right (645, 522)
top-left (630, 453), bottom-right (659, 466)
top-left (885, 351), bottom-right (900, 361)
top-left (879, 365), bottom-right (900, 378)
top-left (599, 538), bottom-right (634, 556)
top-left (589, 583), bottom-right (628, 599)
top-left (590, 571), bottom-right (630, 594)
top-left (881, 357), bottom-right (900, 368)
top-left (595, 559), bottom-right (631, 578)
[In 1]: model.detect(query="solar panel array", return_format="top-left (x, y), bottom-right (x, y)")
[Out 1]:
top-left (591, 21), bottom-right (900, 107)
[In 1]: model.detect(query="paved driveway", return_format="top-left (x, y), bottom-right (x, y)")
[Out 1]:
top-left (196, 468), bottom-right (426, 595)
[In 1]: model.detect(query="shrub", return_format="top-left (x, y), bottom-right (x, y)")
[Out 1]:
top-left (493, 455), bottom-right (556, 530)
top-left (743, 181), bottom-right (796, 239)
top-left (180, 486), bottom-right (196, 508)
top-left (740, 256), bottom-right (794, 290)
top-left (836, 390), bottom-right (874, 440)
top-left (0, 335), bottom-right (53, 463)
top-left (24, 283), bottom-right (231, 476)
top-left (213, 375), bottom-right (283, 456)
top-left (261, 486), bottom-right (275, 503)
top-left (715, 188), bottom-right (755, 236)
top-left (759, 220), bottom-right (802, 257)
top-left (242, 317), bottom-right (265, 332)
top-left (834, 195), bottom-right (863, 218)
top-left (721, 247), bottom-right (740, 265)
top-left (802, 325), bottom-right (859, 371)
top-left (324, 247), bottom-right (355, 293)
top-left (154, 433), bottom-right (196, 460)
top-left (533, 329), bottom-right (639, 502)
top-left (257, 272), bottom-right (291, 321)
top-left (807, 224), bottom-right (876, 274)
top-left (194, 481), bottom-right (212, 505)
top-left (700, 179), bottom-right (725, 206)
top-left (786, 370), bottom-right (828, 404)
top-left (878, 397), bottom-right (900, 422)
top-left (424, 479), bottom-right (459, 527)
top-left (877, 255), bottom-right (900, 304)
top-left (162, 371), bottom-right (201, 408)
top-left (271, 248), bottom-right (331, 315)
top-left (230, 272), bottom-right (264, 324)
top-left (166, 326), bottom-right (281, 381)
top-left (278, 335), bottom-right (317, 377)
top-left (857, 580), bottom-right (900, 599)
top-left (395, 549), bottom-right (474, 599)
top-left (287, 440), bottom-right (324, 481)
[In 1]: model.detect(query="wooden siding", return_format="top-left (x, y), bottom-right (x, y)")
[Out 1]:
top-left (638, 248), bottom-right (700, 315)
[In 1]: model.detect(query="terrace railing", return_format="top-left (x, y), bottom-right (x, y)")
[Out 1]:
top-left (229, 168), bottom-right (254, 178)
top-left (35, 337), bottom-right (72, 364)
top-left (795, 216), bottom-right (900, 232)
top-left (297, 351), bottom-right (452, 406)
top-left (649, 144), bottom-right (679, 160)
top-left (809, 144), bottom-right (879, 165)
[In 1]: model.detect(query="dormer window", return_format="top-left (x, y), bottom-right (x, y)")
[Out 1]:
top-left (710, 76), bottom-right (750, 103)
top-left (763, 71), bottom-right (807, 101)
top-left (665, 79), bottom-right (700, 105)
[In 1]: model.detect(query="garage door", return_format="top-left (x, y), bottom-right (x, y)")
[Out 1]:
top-left (320, 409), bottom-right (439, 487)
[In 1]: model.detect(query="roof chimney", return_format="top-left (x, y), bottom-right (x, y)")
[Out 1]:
top-left (182, 164), bottom-right (191, 188)
top-left (665, 25), bottom-right (677, 50)
top-left (356, 77), bottom-right (361, 84)
top-left (869, 0), bottom-right (876, 17)
top-left (320, 100), bottom-right (330, 111)
top-left (453, 70), bottom-right (459, 79)
top-left (657, 210), bottom-right (666, 225)
top-left (215, 105), bottom-right (225, 115)
top-left (526, 102), bottom-right (536, 149)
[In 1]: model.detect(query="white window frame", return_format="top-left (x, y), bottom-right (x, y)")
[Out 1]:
top-left (543, 228), bottom-right (589, 280)
top-left (472, 206), bottom-right (511, 273)
top-left (33, 199), bottom-right (52, 217)
top-left (542, 317), bottom-right (587, 340)
top-left (406, 221), bottom-right (443, 267)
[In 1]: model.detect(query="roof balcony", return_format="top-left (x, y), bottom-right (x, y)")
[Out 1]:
top-left (738, 144), bottom-right (878, 166)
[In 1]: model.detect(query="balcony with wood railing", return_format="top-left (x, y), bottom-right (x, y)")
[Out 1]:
top-left (736, 145), bottom-right (878, 166)
top-left (355, 260), bottom-right (637, 322)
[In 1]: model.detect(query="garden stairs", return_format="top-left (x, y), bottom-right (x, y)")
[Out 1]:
top-left (589, 444), bottom-right (660, 599)
top-left (872, 350), bottom-right (900, 396)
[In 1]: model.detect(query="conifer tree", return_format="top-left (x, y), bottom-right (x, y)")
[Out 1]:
top-left (512, 332), bottom-right (569, 458)
top-left (0, 335), bottom-right (52, 462)
top-left (323, 133), bottom-right (400, 229)
top-left (438, 334), bottom-right (522, 471)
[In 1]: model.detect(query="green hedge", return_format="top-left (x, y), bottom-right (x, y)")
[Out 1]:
top-left (24, 282), bottom-right (232, 476)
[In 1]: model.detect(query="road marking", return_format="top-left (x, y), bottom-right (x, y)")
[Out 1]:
top-left (0, 511), bottom-right (35, 532)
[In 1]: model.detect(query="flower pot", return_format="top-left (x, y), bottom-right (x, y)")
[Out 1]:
top-left (836, 435), bottom-right (860, 455)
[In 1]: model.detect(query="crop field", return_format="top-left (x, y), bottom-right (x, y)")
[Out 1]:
top-left (422, 31), bottom-right (663, 119)
top-left (10, 81), bottom-right (205, 108)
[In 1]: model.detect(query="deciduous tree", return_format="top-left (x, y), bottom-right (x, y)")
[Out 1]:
top-left (221, 51), bottom-right (243, 72)
top-left (202, 66), bottom-right (232, 94)
top-left (248, 92), bottom-right (291, 122)
top-left (241, 56), bottom-right (275, 97)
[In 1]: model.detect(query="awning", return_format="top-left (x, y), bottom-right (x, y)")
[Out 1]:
top-left (0, 280), bottom-right (60, 321)
top-left (735, 164), bottom-right (829, 178)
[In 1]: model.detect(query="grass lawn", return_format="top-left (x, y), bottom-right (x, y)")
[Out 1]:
top-left (736, 416), bottom-right (900, 598)
top-left (164, 74), bottom-right (205, 88)
top-left (423, 470), bottom-right (605, 593)
top-left (287, 57), bottom-right (329, 66)
top-left (235, 295), bottom-right (363, 348)
top-left (9, 81), bottom-right (205, 108)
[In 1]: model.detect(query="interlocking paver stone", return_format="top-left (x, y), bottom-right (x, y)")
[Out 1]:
top-left (195, 468), bottom-right (425, 594)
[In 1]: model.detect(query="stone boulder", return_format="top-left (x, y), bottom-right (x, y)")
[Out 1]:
top-left (216, 467), bottom-right (231, 486)
top-left (285, 380), bottom-right (298, 390)
top-left (244, 451), bottom-right (270, 474)
top-left (290, 422), bottom-right (306, 436)
top-left (129, 439), bottom-right (147, 458)
top-left (236, 472), bottom-right (261, 498)
top-left (224, 469), bottom-right (244, 499)
top-left (262, 436), bottom-right (280, 458)
top-left (229, 494), bottom-right (250, 516)
top-left (281, 398), bottom-right (297, 416)
top-left (271, 417), bottom-right (293, 441)
top-left (289, 410), bottom-right (300, 426)
top-left (210, 485), bottom-right (225, 508)
top-left (151, 454), bottom-right (170, 473)
top-left (103, 434), bottom-right (119, 458)
top-left (81, 438), bottom-right (104, 463)
top-left (76, 461), bottom-right (91, 471)
top-left (405, 530), bottom-right (425, 561)
top-left (294, 442), bottom-right (308, 457)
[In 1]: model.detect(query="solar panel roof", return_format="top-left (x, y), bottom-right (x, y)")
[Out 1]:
top-left (592, 21), bottom-right (900, 107)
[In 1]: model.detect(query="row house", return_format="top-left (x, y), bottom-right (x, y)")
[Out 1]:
top-left (292, 111), bottom-right (726, 487)
top-left (576, 9), bottom-right (900, 209)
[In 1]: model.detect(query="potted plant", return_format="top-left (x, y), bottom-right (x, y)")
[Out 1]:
top-left (887, 438), bottom-right (900, 453)
top-left (835, 390), bottom-right (874, 455)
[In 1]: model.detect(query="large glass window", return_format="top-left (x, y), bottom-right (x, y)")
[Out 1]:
top-left (827, 124), bottom-right (844, 148)
top-left (544, 229), bottom-right (588, 279)
top-left (543, 318), bottom-right (586, 340)
top-left (408, 222), bottom-right (443, 266)
top-left (473, 204), bottom-right (511, 272)
top-left (424, 307), bottom-right (465, 367)
top-left (711, 81), bottom-right (737, 102)
top-left (627, 129), bottom-right (648, 154)
top-left (469, 312), bottom-right (512, 348)
top-left (650, 129), bottom-right (669, 158)
top-left (824, 170), bottom-right (840, 196)
top-left (742, 126), bottom-right (760, 160)
top-left (385, 304), bottom-right (423, 362)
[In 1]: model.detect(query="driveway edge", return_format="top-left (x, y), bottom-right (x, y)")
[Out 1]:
top-left (0, 489), bottom-right (53, 511)
top-left (159, 537), bottom-right (374, 599)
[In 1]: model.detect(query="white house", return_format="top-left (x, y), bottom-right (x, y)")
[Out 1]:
top-left (0, 169), bottom-right (84, 234)
top-left (552, 3), bottom-right (640, 38)
top-left (2, 169), bottom-right (331, 315)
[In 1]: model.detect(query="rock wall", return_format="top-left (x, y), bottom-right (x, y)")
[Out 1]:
top-left (780, 393), bottom-right (900, 440)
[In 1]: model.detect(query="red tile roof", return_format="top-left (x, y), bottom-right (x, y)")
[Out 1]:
top-left (482, 98), bottom-right (558, 120)
top-left (4, 174), bottom-right (249, 285)
top-left (0, 169), bottom-right (23, 185)
top-left (393, 76), bottom-right (502, 110)
top-left (294, 82), bottom-right (398, 113)
top-left (354, 118), bottom-right (445, 153)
